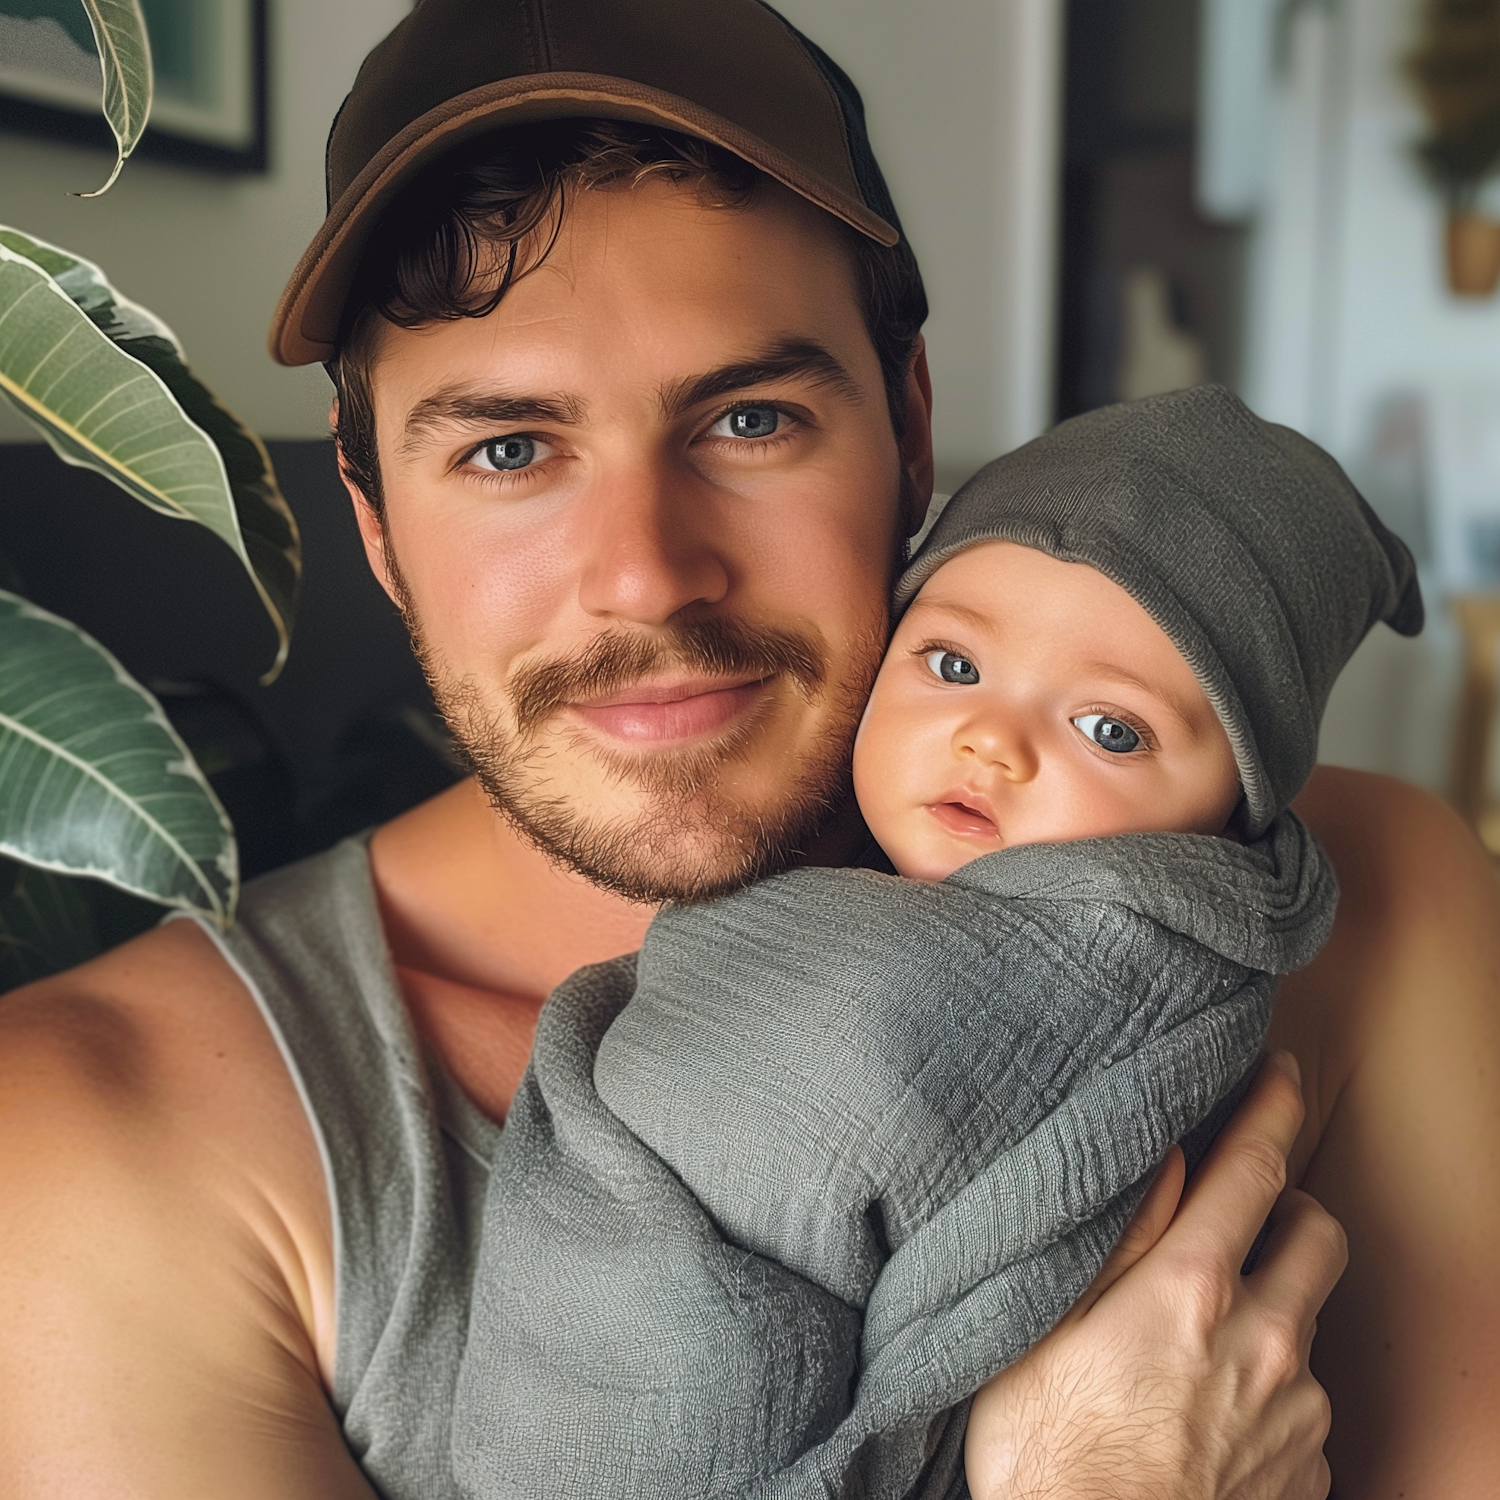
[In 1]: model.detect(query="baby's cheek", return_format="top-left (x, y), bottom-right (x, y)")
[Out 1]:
top-left (850, 716), bottom-right (892, 828)
top-left (851, 698), bottom-right (916, 842)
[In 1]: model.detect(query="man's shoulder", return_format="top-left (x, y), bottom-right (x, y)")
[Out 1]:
top-left (0, 921), bottom-right (357, 1493)
top-left (2, 918), bottom-right (264, 1105)
top-left (0, 918), bottom-right (333, 1332)
top-left (1280, 766), bottom-right (1498, 1157)
top-left (1298, 760), bottom-right (1463, 827)
top-left (1, 920), bottom-right (240, 1117)
top-left (1296, 764), bottom-right (1488, 911)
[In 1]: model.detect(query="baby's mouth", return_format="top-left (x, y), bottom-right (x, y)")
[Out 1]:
top-left (927, 796), bottom-right (1000, 838)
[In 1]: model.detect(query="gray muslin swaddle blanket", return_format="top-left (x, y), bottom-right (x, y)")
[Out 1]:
top-left (453, 387), bottom-right (1422, 1499)
top-left (453, 817), bottom-right (1335, 1499)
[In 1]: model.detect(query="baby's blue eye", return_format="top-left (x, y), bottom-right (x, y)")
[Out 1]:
top-left (925, 649), bottom-right (980, 685)
top-left (1073, 713), bottom-right (1142, 753)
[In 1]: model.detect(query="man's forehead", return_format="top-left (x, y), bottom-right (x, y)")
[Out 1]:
top-left (368, 193), bottom-right (872, 407)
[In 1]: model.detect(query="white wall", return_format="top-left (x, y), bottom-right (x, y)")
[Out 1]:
top-left (778, 0), bottom-right (1063, 485)
top-left (1, 0), bottom-right (1063, 479)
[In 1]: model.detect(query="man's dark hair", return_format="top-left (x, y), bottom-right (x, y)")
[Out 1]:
top-left (332, 118), bottom-right (927, 511)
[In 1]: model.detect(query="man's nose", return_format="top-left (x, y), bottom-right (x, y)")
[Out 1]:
top-left (574, 468), bottom-right (731, 625)
top-left (956, 711), bottom-right (1040, 783)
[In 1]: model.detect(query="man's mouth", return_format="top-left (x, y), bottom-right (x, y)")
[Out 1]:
top-left (927, 792), bottom-right (1001, 839)
top-left (570, 675), bottom-right (773, 744)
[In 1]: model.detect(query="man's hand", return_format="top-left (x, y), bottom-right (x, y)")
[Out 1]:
top-left (965, 1052), bottom-right (1346, 1500)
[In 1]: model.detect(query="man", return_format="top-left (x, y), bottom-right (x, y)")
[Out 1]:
top-left (1, 2), bottom-right (1495, 1497)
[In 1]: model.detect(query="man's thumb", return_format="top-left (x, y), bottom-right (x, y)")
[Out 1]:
top-left (1061, 1145), bottom-right (1185, 1324)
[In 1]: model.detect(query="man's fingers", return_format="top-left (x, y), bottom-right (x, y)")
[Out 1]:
top-left (1063, 1147), bottom-right (1185, 1324)
top-left (1169, 1052), bottom-right (1306, 1271)
top-left (1246, 1186), bottom-right (1348, 1328)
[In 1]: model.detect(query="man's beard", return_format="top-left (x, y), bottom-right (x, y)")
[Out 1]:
top-left (388, 561), bottom-right (882, 903)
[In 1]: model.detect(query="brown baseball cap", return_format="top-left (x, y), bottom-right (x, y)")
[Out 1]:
top-left (270, 0), bottom-right (905, 367)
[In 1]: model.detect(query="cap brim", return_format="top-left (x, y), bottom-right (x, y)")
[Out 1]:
top-left (269, 71), bottom-right (900, 367)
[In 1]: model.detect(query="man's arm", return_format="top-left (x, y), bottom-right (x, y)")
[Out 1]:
top-left (0, 921), bottom-right (374, 1499)
top-left (966, 1053), bottom-right (1344, 1500)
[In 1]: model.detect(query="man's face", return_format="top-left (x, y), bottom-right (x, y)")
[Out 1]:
top-left (348, 177), bottom-right (932, 903)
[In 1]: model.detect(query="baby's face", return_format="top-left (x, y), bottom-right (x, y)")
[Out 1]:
top-left (853, 541), bottom-right (1241, 881)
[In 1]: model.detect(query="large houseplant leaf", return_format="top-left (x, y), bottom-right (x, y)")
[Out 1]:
top-left (0, 589), bottom-right (237, 923)
top-left (0, 230), bottom-right (300, 680)
top-left (76, 0), bottom-right (154, 197)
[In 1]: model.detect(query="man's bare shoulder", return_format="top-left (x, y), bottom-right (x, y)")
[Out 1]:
top-left (1280, 765), bottom-right (1499, 1146)
top-left (3, 921), bottom-right (238, 1133)
top-left (0, 920), bottom-right (359, 1496)
top-left (0, 916), bottom-right (331, 1292)
top-left (1291, 766), bottom-right (1496, 1019)
top-left (1287, 771), bottom-right (1500, 1491)
top-left (0, 918), bottom-right (334, 1386)
top-left (3, 919), bottom-right (312, 1163)
top-left (1296, 763), bottom-right (1490, 892)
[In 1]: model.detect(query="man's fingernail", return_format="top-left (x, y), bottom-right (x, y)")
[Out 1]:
top-left (1271, 1049), bottom-right (1302, 1088)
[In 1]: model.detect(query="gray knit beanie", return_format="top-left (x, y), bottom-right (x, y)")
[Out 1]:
top-left (894, 386), bottom-right (1423, 838)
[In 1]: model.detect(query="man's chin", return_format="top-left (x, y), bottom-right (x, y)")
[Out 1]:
top-left (479, 768), bottom-right (846, 905)
top-left (426, 626), bottom-right (881, 902)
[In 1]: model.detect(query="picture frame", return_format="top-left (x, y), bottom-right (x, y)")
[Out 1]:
top-left (0, 0), bottom-right (267, 173)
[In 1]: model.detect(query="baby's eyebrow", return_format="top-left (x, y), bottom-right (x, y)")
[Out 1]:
top-left (903, 598), bottom-right (993, 633)
top-left (1084, 665), bottom-right (1200, 734)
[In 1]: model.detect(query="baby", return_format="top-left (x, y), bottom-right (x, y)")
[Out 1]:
top-left (452, 386), bottom-right (1421, 1500)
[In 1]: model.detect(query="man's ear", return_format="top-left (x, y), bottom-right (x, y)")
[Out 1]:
top-left (331, 404), bottom-right (403, 609)
top-left (898, 337), bottom-right (936, 540)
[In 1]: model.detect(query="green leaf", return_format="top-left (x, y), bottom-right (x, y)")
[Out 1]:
top-left (75, 0), bottom-right (154, 197)
top-left (0, 588), bottom-right (237, 924)
top-left (0, 229), bottom-right (300, 680)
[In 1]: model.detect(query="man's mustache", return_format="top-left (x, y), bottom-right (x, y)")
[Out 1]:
top-left (508, 617), bottom-right (827, 735)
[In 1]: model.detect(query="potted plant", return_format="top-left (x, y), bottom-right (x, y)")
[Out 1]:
top-left (1407, 0), bottom-right (1500, 295)
top-left (0, 1), bottom-right (299, 990)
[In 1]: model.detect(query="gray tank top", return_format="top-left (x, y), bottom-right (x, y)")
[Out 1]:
top-left (176, 835), bottom-right (499, 1500)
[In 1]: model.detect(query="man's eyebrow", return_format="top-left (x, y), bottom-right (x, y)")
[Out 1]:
top-left (400, 387), bottom-right (587, 453)
top-left (660, 337), bottom-right (866, 418)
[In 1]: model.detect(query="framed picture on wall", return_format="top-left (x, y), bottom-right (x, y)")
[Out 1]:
top-left (0, 0), bottom-right (267, 172)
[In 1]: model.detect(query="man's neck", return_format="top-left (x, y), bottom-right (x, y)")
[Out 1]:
top-left (366, 776), bottom-right (874, 1121)
top-left (370, 778), bottom-right (655, 1000)
top-left (368, 780), bottom-right (654, 1119)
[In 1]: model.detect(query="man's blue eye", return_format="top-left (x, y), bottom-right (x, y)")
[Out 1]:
top-left (1073, 713), bottom-right (1142, 753)
top-left (479, 436), bottom-right (536, 470)
top-left (925, 649), bottom-right (980, 685)
top-left (725, 406), bottom-right (779, 439)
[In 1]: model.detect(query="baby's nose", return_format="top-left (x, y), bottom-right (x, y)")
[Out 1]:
top-left (956, 716), bottom-right (1039, 783)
